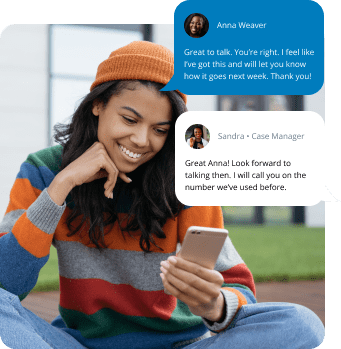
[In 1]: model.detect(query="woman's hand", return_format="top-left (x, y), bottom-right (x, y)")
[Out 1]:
top-left (160, 256), bottom-right (225, 322)
top-left (48, 142), bottom-right (131, 205)
top-left (197, 143), bottom-right (204, 149)
top-left (189, 137), bottom-right (195, 147)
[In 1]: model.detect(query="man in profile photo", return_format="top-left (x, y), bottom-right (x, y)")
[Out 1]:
top-left (184, 13), bottom-right (209, 38)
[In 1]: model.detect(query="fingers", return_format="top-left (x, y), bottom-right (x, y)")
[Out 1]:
top-left (168, 257), bottom-right (224, 285)
top-left (160, 272), bottom-right (208, 309)
top-left (160, 268), bottom-right (222, 319)
top-left (102, 160), bottom-right (119, 199)
top-left (93, 146), bottom-right (118, 198)
top-left (118, 172), bottom-right (132, 184)
top-left (83, 142), bottom-right (132, 198)
top-left (160, 265), bottom-right (214, 303)
top-left (160, 257), bottom-right (223, 299)
top-left (101, 155), bottom-right (132, 198)
top-left (160, 257), bottom-right (226, 321)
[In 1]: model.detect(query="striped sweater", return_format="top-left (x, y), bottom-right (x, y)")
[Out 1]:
top-left (0, 146), bottom-right (256, 349)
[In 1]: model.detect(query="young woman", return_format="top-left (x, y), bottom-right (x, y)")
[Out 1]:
top-left (187, 125), bottom-right (208, 149)
top-left (0, 41), bottom-right (324, 349)
top-left (184, 13), bottom-right (209, 38)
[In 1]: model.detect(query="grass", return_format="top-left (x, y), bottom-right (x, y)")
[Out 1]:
top-left (32, 246), bottom-right (59, 292)
top-left (222, 206), bottom-right (293, 225)
top-left (32, 225), bottom-right (325, 292)
top-left (227, 225), bottom-right (325, 282)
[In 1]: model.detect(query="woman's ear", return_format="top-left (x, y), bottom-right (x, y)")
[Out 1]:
top-left (92, 100), bottom-right (102, 116)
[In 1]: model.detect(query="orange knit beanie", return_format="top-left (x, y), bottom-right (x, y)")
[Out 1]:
top-left (90, 41), bottom-right (186, 104)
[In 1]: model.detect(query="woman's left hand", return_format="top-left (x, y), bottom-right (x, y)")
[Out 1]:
top-left (160, 256), bottom-right (225, 322)
top-left (197, 143), bottom-right (204, 149)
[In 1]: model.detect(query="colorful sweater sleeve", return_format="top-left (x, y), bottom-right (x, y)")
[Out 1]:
top-left (177, 205), bottom-right (256, 333)
top-left (0, 149), bottom-right (65, 300)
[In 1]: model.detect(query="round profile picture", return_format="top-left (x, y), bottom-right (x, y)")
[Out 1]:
top-left (184, 13), bottom-right (209, 38)
top-left (185, 124), bottom-right (210, 149)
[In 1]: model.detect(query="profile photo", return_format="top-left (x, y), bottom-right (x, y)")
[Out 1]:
top-left (184, 13), bottom-right (209, 38)
top-left (185, 124), bottom-right (210, 149)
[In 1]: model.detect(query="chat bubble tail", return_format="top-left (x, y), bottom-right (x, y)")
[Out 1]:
top-left (160, 77), bottom-right (178, 92)
top-left (321, 186), bottom-right (340, 202)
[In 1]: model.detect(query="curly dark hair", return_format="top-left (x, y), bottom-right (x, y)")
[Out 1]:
top-left (184, 13), bottom-right (209, 38)
top-left (54, 80), bottom-right (187, 252)
top-left (190, 125), bottom-right (204, 138)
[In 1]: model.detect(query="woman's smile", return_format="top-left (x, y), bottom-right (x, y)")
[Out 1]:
top-left (193, 128), bottom-right (203, 141)
top-left (118, 143), bottom-right (143, 159)
top-left (94, 82), bottom-right (172, 174)
top-left (190, 16), bottom-right (203, 36)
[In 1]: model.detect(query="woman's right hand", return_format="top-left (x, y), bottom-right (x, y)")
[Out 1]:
top-left (47, 142), bottom-right (131, 205)
top-left (189, 137), bottom-right (195, 147)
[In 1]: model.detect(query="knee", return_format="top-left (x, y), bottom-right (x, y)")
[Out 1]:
top-left (288, 304), bottom-right (325, 348)
top-left (0, 287), bottom-right (16, 302)
top-left (0, 287), bottom-right (21, 311)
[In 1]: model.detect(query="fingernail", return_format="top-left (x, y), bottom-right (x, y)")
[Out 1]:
top-left (160, 261), bottom-right (169, 268)
top-left (127, 177), bottom-right (132, 183)
top-left (168, 256), bottom-right (177, 264)
top-left (160, 266), bottom-right (167, 273)
top-left (160, 273), bottom-right (164, 280)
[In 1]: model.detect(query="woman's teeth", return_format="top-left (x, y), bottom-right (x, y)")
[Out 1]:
top-left (119, 145), bottom-right (142, 159)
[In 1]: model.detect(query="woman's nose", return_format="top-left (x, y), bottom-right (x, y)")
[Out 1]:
top-left (131, 128), bottom-right (150, 148)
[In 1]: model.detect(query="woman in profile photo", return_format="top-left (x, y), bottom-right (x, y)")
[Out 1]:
top-left (187, 125), bottom-right (208, 149)
top-left (184, 13), bottom-right (209, 38)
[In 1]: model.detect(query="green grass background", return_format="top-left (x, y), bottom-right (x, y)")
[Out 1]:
top-left (228, 225), bottom-right (324, 282)
top-left (33, 225), bottom-right (325, 292)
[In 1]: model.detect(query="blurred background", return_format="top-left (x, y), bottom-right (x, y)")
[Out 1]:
top-left (0, 24), bottom-right (325, 227)
top-left (0, 24), bottom-right (324, 289)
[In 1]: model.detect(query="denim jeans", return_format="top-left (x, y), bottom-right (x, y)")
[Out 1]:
top-left (182, 302), bottom-right (324, 349)
top-left (0, 288), bottom-right (324, 349)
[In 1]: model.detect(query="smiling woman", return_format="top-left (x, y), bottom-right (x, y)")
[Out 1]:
top-left (0, 41), bottom-right (324, 349)
top-left (94, 82), bottom-right (173, 174)
top-left (184, 13), bottom-right (209, 38)
top-left (186, 124), bottom-right (209, 149)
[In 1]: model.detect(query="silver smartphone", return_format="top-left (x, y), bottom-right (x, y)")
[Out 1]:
top-left (178, 226), bottom-right (229, 269)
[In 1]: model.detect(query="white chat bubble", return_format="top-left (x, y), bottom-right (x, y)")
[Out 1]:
top-left (176, 111), bottom-right (325, 206)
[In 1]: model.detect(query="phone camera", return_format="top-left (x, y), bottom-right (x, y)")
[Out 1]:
top-left (197, 231), bottom-right (201, 234)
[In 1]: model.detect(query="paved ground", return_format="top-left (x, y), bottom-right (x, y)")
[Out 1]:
top-left (21, 280), bottom-right (325, 325)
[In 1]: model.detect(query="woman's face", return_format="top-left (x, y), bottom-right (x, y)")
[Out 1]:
top-left (194, 128), bottom-right (203, 141)
top-left (93, 83), bottom-right (172, 174)
top-left (190, 16), bottom-right (204, 36)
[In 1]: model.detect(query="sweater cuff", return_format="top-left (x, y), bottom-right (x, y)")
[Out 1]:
top-left (26, 188), bottom-right (66, 235)
top-left (202, 289), bottom-right (240, 333)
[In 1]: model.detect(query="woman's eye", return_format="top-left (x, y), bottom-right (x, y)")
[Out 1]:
top-left (122, 116), bottom-right (136, 124)
top-left (155, 128), bottom-right (168, 135)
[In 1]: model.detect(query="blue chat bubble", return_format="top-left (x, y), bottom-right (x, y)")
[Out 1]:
top-left (162, 0), bottom-right (324, 95)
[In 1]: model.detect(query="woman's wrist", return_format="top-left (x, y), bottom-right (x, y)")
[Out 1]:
top-left (47, 172), bottom-right (74, 206)
top-left (203, 292), bottom-right (226, 323)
